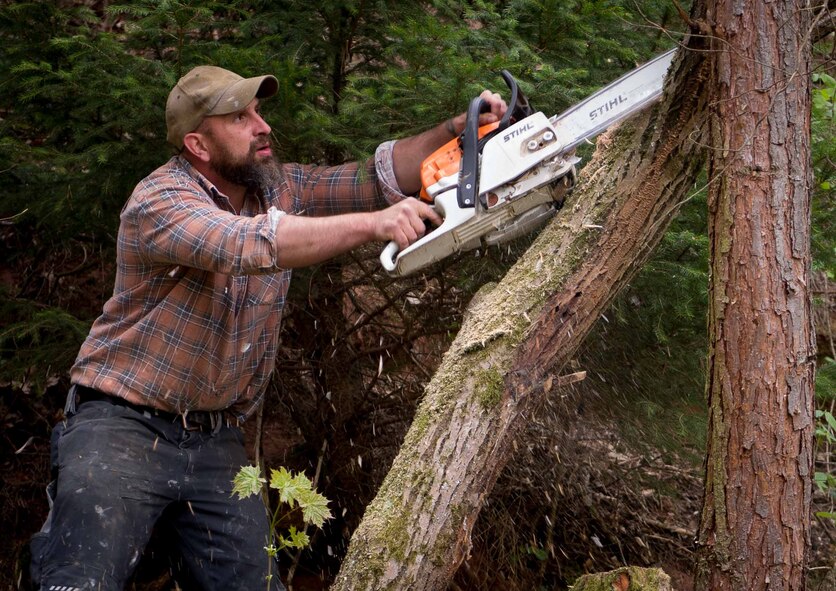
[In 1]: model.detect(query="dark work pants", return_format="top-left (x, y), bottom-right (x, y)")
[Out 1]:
top-left (30, 392), bottom-right (284, 591)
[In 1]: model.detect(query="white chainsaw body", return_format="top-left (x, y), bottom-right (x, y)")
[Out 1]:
top-left (380, 49), bottom-right (676, 276)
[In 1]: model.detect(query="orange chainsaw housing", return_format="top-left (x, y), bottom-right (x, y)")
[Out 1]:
top-left (418, 121), bottom-right (501, 203)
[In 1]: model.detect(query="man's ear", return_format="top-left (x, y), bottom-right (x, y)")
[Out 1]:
top-left (182, 131), bottom-right (211, 162)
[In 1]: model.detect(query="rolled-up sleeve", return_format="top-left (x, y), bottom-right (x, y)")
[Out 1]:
top-left (373, 140), bottom-right (406, 205)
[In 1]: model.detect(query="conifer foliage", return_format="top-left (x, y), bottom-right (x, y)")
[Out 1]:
top-left (0, 1), bottom-right (832, 589)
top-left (0, 0), bottom-right (685, 400)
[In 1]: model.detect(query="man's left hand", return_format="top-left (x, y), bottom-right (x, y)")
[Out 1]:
top-left (446, 90), bottom-right (508, 137)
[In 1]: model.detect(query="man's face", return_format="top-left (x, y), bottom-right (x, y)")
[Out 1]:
top-left (199, 99), bottom-right (282, 190)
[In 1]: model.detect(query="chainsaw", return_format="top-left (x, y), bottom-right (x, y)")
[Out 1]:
top-left (380, 49), bottom-right (676, 277)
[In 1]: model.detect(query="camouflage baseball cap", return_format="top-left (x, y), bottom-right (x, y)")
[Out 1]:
top-left (165, 65), bottom-right (278, 149)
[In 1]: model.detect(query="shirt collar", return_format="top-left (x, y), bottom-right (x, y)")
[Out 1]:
top-left (173, 154), bottom-right (264, 214)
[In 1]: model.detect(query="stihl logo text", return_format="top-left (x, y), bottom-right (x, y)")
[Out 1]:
top-left (589, 94), bottom-right (627, 120)
top-left (503, 122), bottom-right (534, 142)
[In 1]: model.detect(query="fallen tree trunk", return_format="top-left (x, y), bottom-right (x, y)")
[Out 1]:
top-left (333, 43), bottom-right (710, 590)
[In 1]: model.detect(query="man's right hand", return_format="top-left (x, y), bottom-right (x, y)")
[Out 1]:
top-left (373, 198), bottom-right (443, 250)
top-left (274, 198), bottom-right (443, 269)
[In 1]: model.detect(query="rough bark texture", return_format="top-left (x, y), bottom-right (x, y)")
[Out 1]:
top-left (332, 44), bottom-right (710, 591)
top-left (694, 1), bottom-right (816, 590)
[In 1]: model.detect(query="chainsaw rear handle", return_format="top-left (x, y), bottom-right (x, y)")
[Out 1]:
top-left (380, 206), bottom-right (439, 272)
top-left (380, 240), bottom-right (399, 273)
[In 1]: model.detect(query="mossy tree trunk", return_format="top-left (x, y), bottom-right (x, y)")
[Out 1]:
top-left (694, 1), bottom-right (815, 590)
top-left (332, 41), bottom-right (711, 590)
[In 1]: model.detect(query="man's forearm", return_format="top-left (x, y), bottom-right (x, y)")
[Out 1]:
top-left (274, 198), bottom-right (441, 268)
top-left (391, 119), bottom-right (460, 195)
top-left (274, 212), bottom-right (376, 268)
top-left (391, 91), bottom-right (507, 195)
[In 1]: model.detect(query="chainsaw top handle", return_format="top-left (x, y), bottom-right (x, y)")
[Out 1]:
top-left (458, 69), bottom-right (534, 210)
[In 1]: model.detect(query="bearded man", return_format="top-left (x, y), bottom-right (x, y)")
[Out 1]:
top-left (30, 65), bottom-right (506, 590)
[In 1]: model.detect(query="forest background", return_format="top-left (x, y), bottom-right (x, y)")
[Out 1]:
top-left (0, 1), bottom-right (833, 589)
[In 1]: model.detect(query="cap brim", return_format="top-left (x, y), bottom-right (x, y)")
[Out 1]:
top-left (208, 75), bottom-right (279, 116)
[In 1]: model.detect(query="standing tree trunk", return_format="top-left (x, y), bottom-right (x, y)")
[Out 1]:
top-left (694, 1), bottom-right (816, 590)
top-left (333, 43), bottom-right (711, 590)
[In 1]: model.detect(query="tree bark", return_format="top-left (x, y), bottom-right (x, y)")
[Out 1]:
top-left (333, 44), bottom-right (710, 590)
top-left (694, 1), bottom-right (816, 590)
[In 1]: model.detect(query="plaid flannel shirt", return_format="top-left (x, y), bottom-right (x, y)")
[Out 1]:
top-left (70, 142), bottom-right (405, 421)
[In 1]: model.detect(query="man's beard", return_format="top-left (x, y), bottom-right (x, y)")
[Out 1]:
top-left (212, 136), bottom-right (283, 191)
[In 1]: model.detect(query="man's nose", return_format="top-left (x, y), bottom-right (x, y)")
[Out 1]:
top-left (253, 112), bottom-right (271, 136)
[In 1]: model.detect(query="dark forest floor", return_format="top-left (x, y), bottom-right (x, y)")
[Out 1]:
top-left (3, 380), bottom-right (834, 590)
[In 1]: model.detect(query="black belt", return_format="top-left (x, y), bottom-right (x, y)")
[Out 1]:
top-left (74, 385), bottom-right (227, 432)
